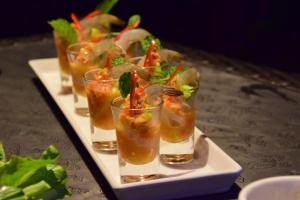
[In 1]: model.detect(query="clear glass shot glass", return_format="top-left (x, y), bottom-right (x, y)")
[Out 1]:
top-left (53, 32), bottom-right (73, 93)
top-left (67, 42), bottom-right (97, 116)
top-left (159, 86), bottom-right (199, 164)
top-left (84, 69), bottom-right (120, 151)
top-left (111, 96), bottom-right (163, 183)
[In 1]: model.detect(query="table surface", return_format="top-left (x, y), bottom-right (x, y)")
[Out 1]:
top-left (0, 35), bottom-right (299, 200)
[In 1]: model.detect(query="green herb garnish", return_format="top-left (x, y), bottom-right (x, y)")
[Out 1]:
top-left (0, 144), bottom-right (71, 199)
top-left (180, 84), bottom-right (194, 99)
top-left (141, 35), bottom-right (162, 53)
top-left (119, 72), bottom-right (131, 98)
top-left (48, 18), bottom-right (77, 44)
top-left (112, 57), bottom-right (126, 67)
top-left (128, 14), bottom-right (141, 26)
top-left (96, 0), bottom-right (119, 13)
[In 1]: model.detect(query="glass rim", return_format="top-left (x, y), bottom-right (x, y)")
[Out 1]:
top-left (111, 96), bottom-right (163, 112)
top-left (66, 41), bottom-right (92, 54)
top-left (84, 68), bottom-right (118, 83)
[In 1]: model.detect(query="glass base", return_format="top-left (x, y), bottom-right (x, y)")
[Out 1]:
top-left (60, 73), bottom-right (72, 94)
top-left (92, 141), bottom-right (117, 152)
top-left (121, 174), bottom-right (160, 183)
top-left (160, 154), bottom-right (194, 164)
top-left (160, 135), bottom-right (194, 165)
top-left (73, 91), bottom-right (89, 116)
top-left (91, 127), bottom-right (116, 151)
top-left (60, 86), bottom-right (72, 95)
top-left (75, 107), bottom-right (89, 117)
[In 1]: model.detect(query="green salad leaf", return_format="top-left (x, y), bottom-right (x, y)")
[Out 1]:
top-left (48, 18), bottom-right (77, 44)
top-left (119, 72), bottom-right (131, 98)
top-left (112, 57), bottom-right (126, 67)
top-left (0, 144), bottom-right (71, 200)
top-left (96, 0), bottom-right (119, 13)
top-left (141, 35), bottom-right (163, 54)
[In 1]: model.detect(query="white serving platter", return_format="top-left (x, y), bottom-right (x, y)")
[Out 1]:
top-left (29, 58), bottom-right (242, 200)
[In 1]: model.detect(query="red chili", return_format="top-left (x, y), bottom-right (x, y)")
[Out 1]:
top-left (144, 40), bottom-right (156, 67)
top-left (71, 12), bottom-right (83, 42)
top-left (106, 53), bottom-right (113, 71)
top-left (166, 63), bottom-right (184, 84)
top-left (130, 70), bottom-right (138, 111)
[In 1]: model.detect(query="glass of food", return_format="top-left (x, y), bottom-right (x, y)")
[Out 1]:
top-left (67, 42), bottom-right (98, 116)
top-left (111, 71), bottom-right (162, 183)
top-left (84, 68), bottom-right (120, 151)
top-left (48, 18), bottom-right (77, 93)
top-left (159, 64), bottom-right (200, 164)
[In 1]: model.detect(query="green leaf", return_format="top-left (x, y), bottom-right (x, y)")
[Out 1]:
top-left (180, 84), bottom-right (194, 99)
top-left (0, 156), bottom-right (54, 187)
top-left (0, 145), bottom-right (71, 199)
top-left (40, 145), bottom-right (59, 161)
top-left (0, 143), bottom-right (6, 166)
top-left (128, 14), bottom-right (141, 26)
top-left (141, 35), bottom-right (163, 54)
top-left (23, 180), bottom-right (51, 198)
top-left (0, 186), bottom-right (23, 200)
top-left (119, 72), bottom-right (131, 98)
top-left (96, 0), bottom-right (119, 13)
top-left (48, 18), bottom-right (77, 44)
top-left (112, 57), bottom-right (126, 67)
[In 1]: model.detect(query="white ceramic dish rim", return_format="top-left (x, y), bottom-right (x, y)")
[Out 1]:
top-left (238, 176), bottom-right (300, 200)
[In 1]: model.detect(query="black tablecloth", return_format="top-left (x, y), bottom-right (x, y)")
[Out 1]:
top-left (0, 35), bottom-right (299, 200)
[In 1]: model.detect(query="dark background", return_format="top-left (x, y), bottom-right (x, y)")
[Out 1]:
top-left (1, 0), bottom-right (299, 72)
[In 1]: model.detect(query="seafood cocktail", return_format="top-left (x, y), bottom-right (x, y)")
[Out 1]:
top-left (48, 19), bottom-right (77, 93)
top-left (111, 71), bottom-right (162, 183)
top-left (48, 0), bottom-right (122, 92)
top-left (84, 61), bottom-right (120, 151)
top-left (67, 42), bottom-right (98, 116)
top-left (159, 64), bottom-right (200, 164)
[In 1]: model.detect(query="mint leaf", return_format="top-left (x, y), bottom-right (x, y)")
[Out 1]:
top-left (119, 72), bottom-right (131, 98)
top-left (128, 14), bottom-right (141, 26)
top-left (112, 57), bottom-right (126, 67)
top-left (96, 0), bottom-right (119, 13)
top-left (141, 35), bottom-right (162, 53)
top-left (48, 18), bottom-right (77, 44)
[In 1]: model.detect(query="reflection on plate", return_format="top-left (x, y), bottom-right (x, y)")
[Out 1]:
top-left (29, 58), bottom-right (242, 200)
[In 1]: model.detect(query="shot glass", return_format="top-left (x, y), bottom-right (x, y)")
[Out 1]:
top-left (111, 97), bottom-right (162, 183)
top-left (160, 84), bottom-right (199, 164)
top-left (84, 69), bottom-right (120, 151)
top-left (67, 42), bottom-right (97, 116)
top-left (53, 32), bottom-right (73, 93)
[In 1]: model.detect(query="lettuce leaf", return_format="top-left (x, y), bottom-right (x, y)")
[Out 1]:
top-left (0, 145), bottom-right (71, 200)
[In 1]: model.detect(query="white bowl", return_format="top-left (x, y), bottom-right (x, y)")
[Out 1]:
top-left (238, 176), bottom-right (300, 200)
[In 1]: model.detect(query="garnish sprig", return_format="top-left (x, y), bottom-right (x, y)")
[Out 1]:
top-left (96, 0), bottom-right (119, 14)
top-left (48, 19), bottom-right (77, 44)
top-left (115, 14), bottom-right (141, 41)
top-left (166, 63), bottom-right (184, 85)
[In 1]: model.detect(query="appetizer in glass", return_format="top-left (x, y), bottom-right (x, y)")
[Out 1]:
top-left (111, 71), bottom-right (162, 183)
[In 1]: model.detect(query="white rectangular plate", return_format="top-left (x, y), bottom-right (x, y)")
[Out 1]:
top-left (29, 58), bottom-right (242, 200)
